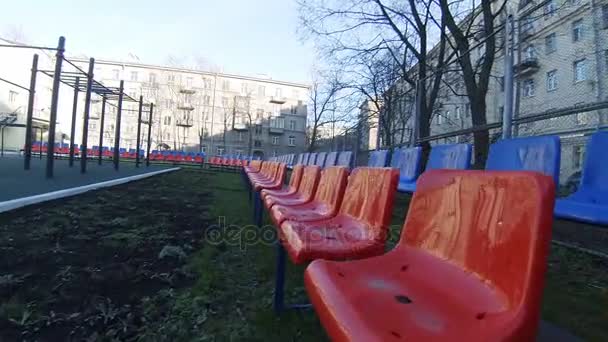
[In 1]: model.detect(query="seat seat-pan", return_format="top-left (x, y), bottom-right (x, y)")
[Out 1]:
top-left (279, 214), bottom-right (385, 264)
top-left (305, 246), bottom-right (510, 342)
top-left (270, 201), bottom-right (335, 226)
top-left (261, 186), bottom-right (296, 199)
top-left (264, 193), bottom-right (312, 209)
top-left (554, 198), bottom-right (608, 225)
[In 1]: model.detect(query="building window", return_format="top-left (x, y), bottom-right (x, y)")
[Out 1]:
top-left (522, 17), bottom-right (534, 35)
top-left (221, 97), bottom-right (230, 108)
top-left (292, 89), bottom-right (299, 99)
top-left (289, 120), bottom-right (296, 130)
top-left (112, 69), bottom-right (120, 80)
top-left (436, 113), bottom-right (443, 125)
top-left (258, 85), bottom-right (265, 96)
top-left (523, 79), bottom-right (535, 97)
top-left (203, 95), bottom-right (211, 106)
top-left (546, 70), bottom-right (558, 92)
top-left (455, 107), bottom-right (462, 120)
top-left (254, 140), bottom-right (262, 147)
top-left (149, 73), bottom-right (157, 84)
top-left (572, 19), bottom-right (583, 42)
top-left (544, 0), bottom-right (556, 18)
top-left (275, 88), bottom-right (282, 98)
top-left (164, 116), bottom-right (172, 125)
top-left (288, 136), bottom-right (296, 146)
top-left (186, 77), bottom-right (193, 88)
top-left (130, 71), bottom-right (138, 82)
top-left (603, 4), bottom-right (608, 29)
top-left (573, 145), bottom-right (585, 169)
top-left (217, 147), bottom-right (224, 155)
top-left (574, 59), bottom-right (587, 83)
top-left (238, 132), bottom-right (244, 142)
top-left (524, 44), bottom-right (536, 60)
top-left (256, 109), bottom-right (264, 119)
top-left (222, 80), bottom-right (230, 91)
top-left (165, 132), bottom-right (171, 140)
top-left (272, 149), bottom-right (278, 157)
top-left (89, 122), bottom-right (97, 131)
top-left (168, 74), bottom-right (176, 83)
top-left (272, 136), bottom-right (279, 145)
top-left (8, 90), bottom-right (18, 103)
top-left (545, 33), bottom-right (557, 54)
top-left (241, 83), bottom-right (248, 94)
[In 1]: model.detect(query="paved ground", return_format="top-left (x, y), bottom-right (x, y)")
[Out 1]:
top-left (0, 155), bottom-right (170, 201)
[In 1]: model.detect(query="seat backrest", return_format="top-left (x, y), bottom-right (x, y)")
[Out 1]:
top-left (298, 166), bottom-right (322, 200)
top-left (249, 160), bottom-right (262, 172)
top-left (315, 152), bottom-right (327, 167)
top-left (390, 147), bottom-right (422, 183)
top-left (338, 167), bottom-right (399, 236)
top-left (486, 136), bottom-right (561, 185)
top-left (273, 163), bottom-right (287, 183)
top-left (336, 151), bottom-right (353, 168)
top-left (580, 131), bottom-right (608, 192)
top-left (324, 151), bottom-right (338, 167)
top-left (401, 169), bottom-right (555, 312)
top-left (313, 166), bottom-right (349, 212)
top-left (289, 165), bottom-right (305, 189)
top-left (368, 149), bottom-right (390, 167)
top-left (308, 153), bottom-right (318, 166)
top-left (302, 153), bottom-right (310, 165)
top-left (426, 144), bottom-right (472, 171)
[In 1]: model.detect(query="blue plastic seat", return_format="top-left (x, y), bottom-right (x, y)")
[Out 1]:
top-left (315, 152), bottom-right (327, 167)
top-left (391, 147), bottom-right (422, 192)
top-left (555, 131), bottom-right (608, 225)
top-left (324, 152), bottom-right (338, 167)
top-left (486, 136), bottom-right (561, 185)
top-left (308, 153), bottom-right (318, 166)
top-left (368, 149), bottom-right (390, 167)
top-left (302, 153), bottom-right (310, 165)
top-left (336, 151), bottom-right (353, 168)
top-left (405, 144), bottom-right (472, 192)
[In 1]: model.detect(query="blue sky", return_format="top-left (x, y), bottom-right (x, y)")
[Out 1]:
top-left (0, 0), bottom-right (315, 84)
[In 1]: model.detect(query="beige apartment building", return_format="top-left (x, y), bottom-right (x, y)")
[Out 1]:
top-left (366, 0), bottom-right (608, 182)
top-left (70, 59), bottom-right (310, 158)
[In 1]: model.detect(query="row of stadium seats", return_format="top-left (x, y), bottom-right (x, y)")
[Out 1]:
top-left (243, 132), bottom-right (607, 341)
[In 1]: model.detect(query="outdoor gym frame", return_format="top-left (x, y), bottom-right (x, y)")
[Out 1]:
top-left (0, 36), bottom-right (155, 177)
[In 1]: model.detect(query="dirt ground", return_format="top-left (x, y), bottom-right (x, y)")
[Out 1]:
top-left (0, 170), bottom-right (211, 341)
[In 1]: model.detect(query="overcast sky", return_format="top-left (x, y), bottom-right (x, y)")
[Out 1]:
top-left (0, 0), bottom-right (315, 84)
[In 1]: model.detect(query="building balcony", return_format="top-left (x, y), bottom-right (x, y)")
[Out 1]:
top-left (269, 126), bottom-right (284, 134)
top-left (269, 96), bottom-right (286, 104)
top-left (516, 57), bottom-right (539, 76)
top-left (177, 103), bottom-right (195, 111)
top-left (179, 88), bottom-right (196, 94)
top-left (0, 112), bottom-right (17, 125)
top-left (176, 118), bottom-right (194, 127)
top-left (143, 82), bottom-right (159, 89)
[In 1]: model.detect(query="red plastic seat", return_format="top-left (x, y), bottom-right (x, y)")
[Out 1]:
top-left (261, 165), bottom-right (304, 200)
top-left (249, 162), bottom-right (278, 184)
top-left (245, 160), bottom-right (262, 173)
top-left (279, 167), bottom-right (398, 264)
top-left (253, 163), bottom-right (286, 191)
top-left (304, 169), bottom-right (555, 342)
top-left (270, 166), bottom-right (348, 226)
top-left (264, 166), bottom-right (321, 209)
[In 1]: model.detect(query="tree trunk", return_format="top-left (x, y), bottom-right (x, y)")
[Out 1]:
top-left (470, 99), bottom-right (489, 169)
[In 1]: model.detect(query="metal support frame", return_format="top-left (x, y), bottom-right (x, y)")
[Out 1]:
top-left (135, 95), bottom-right (143, 167)
top-left (273, 242), bottom-right (312, 313)
top-left (69, 77), bottom-right (80, 167)
top-left (81, 58), bottom-right (95, 174)
top-left (253, 190), bottom-right (263, 227)
top-left (146, 103), bottom-right (154, 167)
top-left (24, 54), bottom-right (38, 170)
top-left (113, 80), bottom-right (124, 170)
top-left (46, 36), bottom-right (65, 178)
top-left (98, 97), bottom-right (106, 165)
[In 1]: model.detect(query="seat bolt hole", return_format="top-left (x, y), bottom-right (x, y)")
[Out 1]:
top-left (400, 265), bottom-right (409, 272)
top-left (337, 272), bottom-right (345, 277)
top-left (476, 312), bottom-right (486, 320)
top-left (390, 331), bottom-right (401, 338)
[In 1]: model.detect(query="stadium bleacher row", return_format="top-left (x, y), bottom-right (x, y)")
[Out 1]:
top-left (244, 131), bottom-right (607, 341)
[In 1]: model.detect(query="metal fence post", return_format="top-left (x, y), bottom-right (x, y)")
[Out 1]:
top-left (69, 77), bottom-right (79, 167)
top-left (135, 95), bottom-right (143, 167)
top-left (113, 80), bottom-right (124, 170)
top-left (146, 103), bottom-right (154, 167)
top-left (502, 15), bottom-right (515, 139)
top-left (46, 36), bottom-right (65, 178)
top-left (81, 58), bottom-right (95, 174)
top-left (24, 54), bottom-right (38, 170)
top-left (98, 97), bottom-right (106, 165)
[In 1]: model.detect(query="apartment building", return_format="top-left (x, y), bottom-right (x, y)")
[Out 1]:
top-left (0, 37), bottom-right (56, 152)
top-left (367, 0), bottom-right (608, 182)
top-left (71, 59), bottom-right (310, 158)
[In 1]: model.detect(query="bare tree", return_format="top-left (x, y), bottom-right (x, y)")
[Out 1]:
top-left (307, 74), bottom-right (346, 152)
top-left (437, 0), bottom-right (507, 165)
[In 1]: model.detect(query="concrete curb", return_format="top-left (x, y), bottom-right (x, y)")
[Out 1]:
top-left (0, 167), bottom-right (180, 214)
